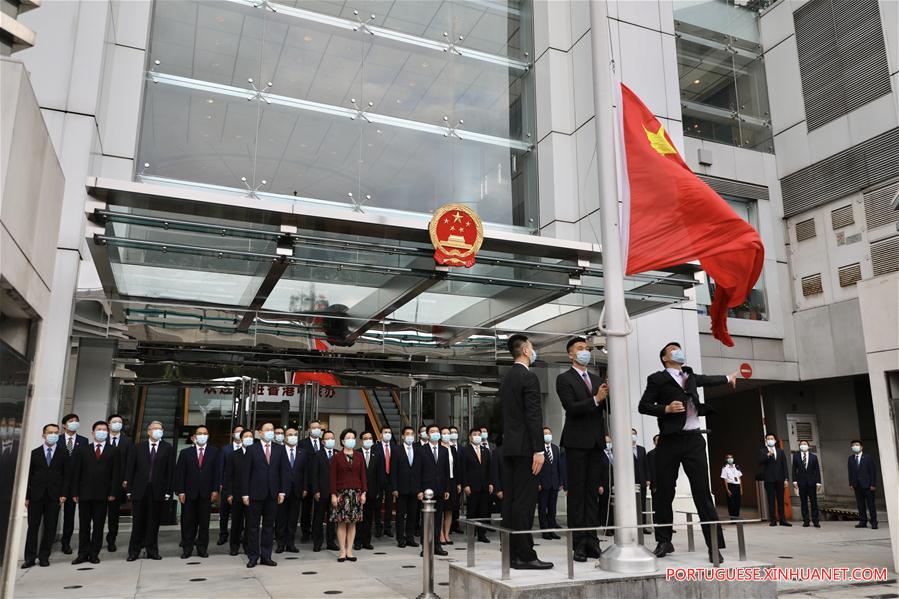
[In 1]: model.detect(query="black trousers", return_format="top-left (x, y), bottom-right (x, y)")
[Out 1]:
top-left (375, 489), bottom-right (394, 533)
top-left (563, 446), bottom-right (602, 552)
top-left (501, 455), bottom-right (538, 563)
top-left (300, 493), bottom-right (314, 537)
top-left (854, 487), bottom-right (877, 525)
top-left (106, 493), bottom-right (123, 544)
top-left (537, 488), bottom-right (559, 529)
top-left (219, 494), bottom-right (232, 540)
top-left (129, 492), bottom-right (165, 557)
top-left (726, 483), bottom-right (741, 518)
top-left (77, 499), bottom-right (108, 558)
top-left (61, 497), bottom-right (76, 545)
top-left (394, 493), bottom-right (419, 542)
top-left (312, 496), bottom-right (336, 548)
top-left (181, 497), bottom-right (211, 553)
top-left (466, 491), bottom-right (490, 539)
top-left (797, 483), bottom-right (818, 524)
top-left (277, 493), bottom-right (302, 548)
top-left (229, 499), bottom-right (247, 552)
top-left (246, 498), bottom-right (277, 561)
top-left (24, 499), bottom-right (60, 562)
top-left (358, 491), bottom-right (375, 545)
top-left (764, 481), bottom-right (786, 523)
top-left (654, 433), bottom-right (725, 549)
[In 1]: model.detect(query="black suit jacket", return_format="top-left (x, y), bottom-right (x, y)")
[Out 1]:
top-left (791, 451), bottom-right (821, 486)
top-left (309, 449), bottom-right (336, 497)
top-left (537, 444), bottom-right (563, 490)
top-left (489, 446), bottom-right (503, 492)
top-left (108, 434), bottom-right (134, 488)
top-left (358, 447), bottom-right (382, 496)
top-left (241, 442), bottom-right (289, 501)
top-left (62, 433), bottom-right (89, 460)
top-left (26, 445), bottom-right (67, 501)
top-left (847, 453), bottom-right (876, 487)
top-left (638, 367), bottom-right (728, 436)
top-left (285, 444), bottom-right (310, 499)
top-left (373, 440), bottom-right (394, 483)
top-left (633, 444), bottom-right (648, 484)
top-left (416, 443), bottom-right (450, 495)
top-left (68, 442), bottom-right (122, 501)
top-left (174, 445), bottom-right (221, 499)
top-left (556, 368), bottom-right (606, 449)
top-left (500, 364), bottom-right (543, 457)
top-left (128, 440), bottom-right (174, 501)
top-left (646, 448), bottom-right (658, 489)
top-left (758, 447), bottom-right (789, 483)
top-left (223, 447), bottom-right (250, 499)
top-left (389, 442), bottom-right (420, 494)
top-left (460, 443), bottom-right (491, 492)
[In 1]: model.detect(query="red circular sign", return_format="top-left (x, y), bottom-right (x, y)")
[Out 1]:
top-left (740, 363), bottom-right (753, 378)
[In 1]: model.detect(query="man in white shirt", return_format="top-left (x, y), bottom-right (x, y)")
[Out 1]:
top-left (720, 454), bottom-right (743, 519)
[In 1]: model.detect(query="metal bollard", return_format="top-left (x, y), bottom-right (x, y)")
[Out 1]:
top-left (418, 489), bottom-right (440, 599)
top-left (686, 513), bottom-right (695, 552)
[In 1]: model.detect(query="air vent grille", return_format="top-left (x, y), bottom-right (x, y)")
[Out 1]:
top-left (801, 273), bottom-right (824, 296)
top-left (837, 263), bottom-right (862, 287)
top-left (796, 218), bottom-right (817, 242)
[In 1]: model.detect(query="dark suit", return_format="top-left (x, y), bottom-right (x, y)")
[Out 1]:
top-left (460, 443), bottom-right (491, 539)
top-left (389, 442), bottom-right (421, 543)
top-left (416, 443), bottom-right (450, 544)
top-left (309, 448), bottom-right (338, 549)
top-left (60, 433), bottom-right (88, 548)
top-left (126, 440), bottom-right (173, 558)
top-left (536, 443), bottom-right (563, 530)
top-left (556, 367), bottom-right (606, 553)
top-left (500, 363), bottom-right (544, 563)
top-left (791, 451), bottom-right (820, 525)
top-left (106, 433), bottom-right (134, 546)
top-left (759, 446), bottom-right (789, 523)
top-left (298, 437), bottom-right (323, 538)
top-left (355, 447), bottom-right (381, 546)
top-left (174, 444), bottom-right (220, 555)
top-left (241, 441), bottom-right (289, 561)
top-left (67, 441), bottom-right (122, 559)
top-left (848, 453), bottom-right (877, 526)
top-left (490, 445), bottom-right (503, 513)
top-left (24, 444), bottom-right (67, 563)
top-left (223, 446), bottom-right (250, 552)
top-left (633, 444), bottom-right (649, 526)
top-left (277, 443), bottom-right (309, 549)
top-left (638, 367), bottom-right (729, 550)
top-left (373, 440), bottom-right (394, 536)
top-left (217, 442), bottom-right (243, 542)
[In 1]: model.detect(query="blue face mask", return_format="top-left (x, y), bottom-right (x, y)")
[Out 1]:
top-left (324, 439), bottom-right (336, 449)
top-left (480, 432), bottom-right (488, 441)
top-left (449, 432), bottom-right (459, 441)
top-left (543, 434), bottom-right (552, 443)
top-left (195, 434), bottom-right (208, 446)
top-left (575, 349), bottom-right (591, 366)
top-left (529, 348), bottom-right (538, 365)
top-left (404, 436), bottom-right (415, 445)
top-left (429, 432), bottom-right (441, 443)
top-left (94, 430), bottom-right (108, 442)
top-left (441, 434), bottom-right (450, 443)
top-left (343, 438), bottom-right (356, 449)
top-left (242, 437), bottom-right (254, 447)
top-left (670, 348), bottom-right (686, 364)
top-left (46, 433), bottom-right (59, 445)
top-left (362, 439), bottom-right (374, 449)
top-left (262, 430), bottom-right (275, 442)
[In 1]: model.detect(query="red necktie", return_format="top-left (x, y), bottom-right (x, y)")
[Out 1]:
top-left (385, 443), bottom-right (391, 474)
top-left (95, 444), bottom-right (101, 460)
top-left (265, 444), bottom-right (271, 464)
top-left (198, 447), bottom-right (204, 468)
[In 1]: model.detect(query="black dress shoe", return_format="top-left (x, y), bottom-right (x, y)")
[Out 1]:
top-left (352, 543), bottom-right (361, 551)
top-left (435, 547), bottom-right (448, 556)
top-left (510, 559), bottom-right (553, 570)
top-left (871, 524), bottom-right (879, 529)
top-left (89, 555), bottom-right (100, 564)
top-left (384, 529), bottom-right (394, 538)
top-left (61, 544), bottom-right (72, 555)
top-left (39, 558), bottom-right (49, 567)
top-left (477, 536), bottom-right (490, 543)
top-left (217, 536), bottom-right (228, 546)
top-left (247, 558), bottom-right (257, 568)
top-left (652, 542), bottom-right (674, 558)
top-left (275, 545), bottom-right (284, 554)
top-left (584, 545), bottom-right (602, 559)
top-left (197, 549), bottom-right (209, 558)
top-left (708, 550), bottom-right (724, 564)
top-left (313, 545), bottom-right (322, 552)
top-left (855, 523), bottom-right (867, 528)
top-left (779, 521), bottom-right (792, 527)
top-left (406, 539), bottom-right (419, 548)
top-left (813, 522), bottom-right (820, 528)
top-left (261, 558), bottom-right (277, 566)
top-left (802, 522), bottom-right (810, 527)
top-left (397, 541), bottom-right (406, 548)
top-left (21, 560), bottom-right (34, 569)
top-left (551, 532), bottom-right (562, 540)
top-left (286, 545), bottom-right (300, 553)
top-left (327, 543), bottom-right (340, 551)
top-left (71, 555), bottom-right (88, 565)
top-left (181, 552), bottom-right (191, 559)
top-left (363, 543), bottom-right (374, 550)
top-left (572, 552), bottom-right (587, 563)
top-left (149, 553), bottom-right (162, 560)
top-left (230, 548), bottom-right (239, 556)
top-left (769, 521), bottom-right (778, 527)
top-left (126, 555), bottom-right (138, 562)
top-left (542, 533), bottom-right (554, 540)
top-left (107, 543), bottom-right (117, 552)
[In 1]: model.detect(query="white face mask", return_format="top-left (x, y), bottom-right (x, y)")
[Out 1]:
top-left (404, 436), bottom-right (415, 445)
top-left (110, 421), bottom-right (123, 433)
top-left (605, 442), bottom-right (612, 451)
top-left (286, 435), bottom-right (299, 446)
top-left (242, 437), bottom-right (254, 447)
top-left (766, 439), bottom-right (776, 447)
top-left (480, 432), bottom-right (488, 441)
top-left (150, 429), bottom-right (164, 441)
top-left (441, 434), bottom-right (450, 443)
top-left (472, 435), bottom-right (482, 445)
top-left (799, 444), bottom-right (809, 452)
top-left (66, 421), bottom-right (80, 432)
top-left (632, 434), bottom-right (638, 443)
top-left (362, 439), bottom-right (374, 449)
top-left (262, 430), bottom-right (275, 442)
top-left (195, 434), bottom-right (208, 446)
top-left (449, 432), bottom-right (459, 441)
top-left (233, 432), bottom-right (243, 441)
top-left (382, 432), bottom-right (392, 442)
top-left (574, 349), bottom-right (591, 366)
top-left (310, 428), bottom-right (322, 438)
top-left (274, 433), bottom-right (285, 443)
top-left (94, 430), bottom-right (108, 442)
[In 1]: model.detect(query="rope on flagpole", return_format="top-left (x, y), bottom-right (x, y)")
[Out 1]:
top-left (598, 304), bottom-right (633, 337)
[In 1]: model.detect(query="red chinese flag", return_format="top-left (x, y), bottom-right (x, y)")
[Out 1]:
top-left (620, 84), bottom-right (764, 347)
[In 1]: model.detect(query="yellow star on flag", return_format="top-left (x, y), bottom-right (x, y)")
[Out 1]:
top-left (643, 123), bottom-right (677, 156)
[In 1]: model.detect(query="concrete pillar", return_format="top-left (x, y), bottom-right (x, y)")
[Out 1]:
top-left (70, 339), bottom-right (118, 427)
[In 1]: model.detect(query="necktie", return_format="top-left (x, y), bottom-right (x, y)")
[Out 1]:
top-left (327, 449), bottom-right (332, 461)
top-left (545, 446), bottom-right (553, 463)
top-left (67, 436), bottom-right (73, 454)
top-left (581, 370), bottom-right (592, 392)
top-left (407, 446), bottom-right (413, 465)
top-left (803, 453), bottom-right (808, 469)
top-left (433, 446), bottom-right (438, 463)
top-left (149, 444), bottom-right (157, 479)
top-left (290, 448), bottom-right (295, 468)
top-left (198, 447), bottom-right (204, 468)
top-left (475, 445), bottom-right (481, 463)
top-left (95, 444), bottom-right (102, 460)
top-left (46, 447), bottom-right (52, 466)
top-left (314, 439), bottom-right (319, 452)
top-left (365, 450), bottom-right (370, 467)
top-left (264, 444), bottom-right (270, 464)
top-left (112, 437), bottom-right (118, 448)
top-left (385, 443), bottom-right (391, 474)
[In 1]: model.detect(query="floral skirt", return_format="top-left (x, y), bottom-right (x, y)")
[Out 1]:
top-left (330, 488), bottom-right (364, 523)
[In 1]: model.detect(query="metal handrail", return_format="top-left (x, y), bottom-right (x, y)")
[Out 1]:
top-left (459, 516), bottom-right (763, 580)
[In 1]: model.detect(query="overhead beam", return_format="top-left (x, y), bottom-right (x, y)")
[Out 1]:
top-left (236, 255), bottom-right (291, 332)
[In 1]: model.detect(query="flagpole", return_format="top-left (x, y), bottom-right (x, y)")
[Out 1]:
top-left (590, 0), bottom-right (657, 573)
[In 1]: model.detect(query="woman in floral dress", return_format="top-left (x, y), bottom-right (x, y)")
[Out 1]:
top-left (330, 428), bottom-right (367, 561)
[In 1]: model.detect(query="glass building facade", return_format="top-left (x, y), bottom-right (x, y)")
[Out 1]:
top-left (137, 0), bottom-right (537, 229)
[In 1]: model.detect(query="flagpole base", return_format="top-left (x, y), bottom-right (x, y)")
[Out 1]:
top-left (598, 543), bottom-right (658, 574)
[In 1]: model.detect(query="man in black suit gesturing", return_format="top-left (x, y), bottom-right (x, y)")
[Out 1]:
top-left (501, 334), bottom-right (552, 570)
top-left (23, 423), bottom-right (67, 568)
top-left (791, 439), bottom-right (821, 528)
top-left (125, 420), bottom-right (173, 561)
top-left (638, 342), bottom-right (737, 564)
top-left (759, 433), bottom-right (791, 527)
top-left (556, 336), bottom-right (609, 561)
top-left (241, 422), bottom-right (289, 567)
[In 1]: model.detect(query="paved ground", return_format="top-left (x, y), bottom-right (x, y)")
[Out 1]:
top-left (12, 520), bottom-right (896, 598)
